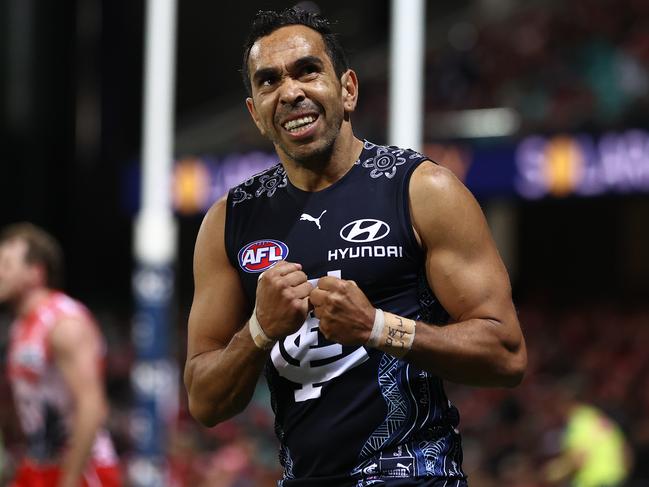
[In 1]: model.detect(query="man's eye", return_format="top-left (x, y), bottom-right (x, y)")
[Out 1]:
top-left (259, 74), bottom-right (279, 87)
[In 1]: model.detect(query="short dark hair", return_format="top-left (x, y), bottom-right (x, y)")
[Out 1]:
top-left (241, 7), bottom-right (349, 96)
top-left (0, 222), bottom-right (64, 289)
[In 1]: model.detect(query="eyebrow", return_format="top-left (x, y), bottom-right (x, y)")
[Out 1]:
top-left (252, 55), bottom-right (325, 86)
top-left (252, 67), bottom-right (280, 86)
top-left (292, 55), bottom-right (324, 71)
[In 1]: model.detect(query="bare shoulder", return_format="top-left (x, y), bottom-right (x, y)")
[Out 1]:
top-left (409, 161), bottom-right (485, 249)
top-left (197, 196), bottom-right (228, 244)
top-left (204, 195), bottom-right (228, 226)
top-left (410, 161), bottom-right (475, 209)
top-left (49, 316), bottom-right (98, 355)
top-left (410, 160), bottom-right (457, 188)
top-left (193, 196), bottom-right (228, 269)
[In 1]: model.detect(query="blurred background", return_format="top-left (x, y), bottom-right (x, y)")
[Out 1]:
top-left (1, 0), bottom-right (648, 485)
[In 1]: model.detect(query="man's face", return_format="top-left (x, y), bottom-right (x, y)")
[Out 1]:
top-left (245, 25), bottom-right (351, 164)
top-left (0, 239), bottom-right (35, 304)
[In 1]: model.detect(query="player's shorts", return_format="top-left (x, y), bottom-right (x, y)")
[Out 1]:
top-left (284, 477), bottom-right (469, 486)
top-left (360, 478), bottom-right (468, 486)
top-left (379, 478), bottom-right (468, 486)
top-left (10, 460), bottom-right (122, 487)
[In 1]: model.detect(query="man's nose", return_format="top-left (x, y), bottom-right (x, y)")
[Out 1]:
top-left (279, 78), bottom-right (305, 105)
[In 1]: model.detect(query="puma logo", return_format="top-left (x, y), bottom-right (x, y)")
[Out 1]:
top-left (299, 210), bottom-right (327, 230)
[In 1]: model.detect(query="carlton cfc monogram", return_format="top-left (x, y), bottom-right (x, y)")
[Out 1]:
top-left (270, 270), bottom-right (369, 402)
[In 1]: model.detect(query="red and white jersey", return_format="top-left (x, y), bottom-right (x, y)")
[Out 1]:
top-left (7, 291), bottom-right (118, 466)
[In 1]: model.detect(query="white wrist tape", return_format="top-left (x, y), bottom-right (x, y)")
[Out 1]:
top-left (367, 308), bottom-right (385, 347)
top-left (249, 306), bottom-right (276, 350)
top-left (366, 309), bottom-right (416, 358)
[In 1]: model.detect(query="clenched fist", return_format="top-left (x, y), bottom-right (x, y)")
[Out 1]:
top-left (255, 261), bottom-right (313, 340)
top-left (309, 276), bottom-right (376, 345)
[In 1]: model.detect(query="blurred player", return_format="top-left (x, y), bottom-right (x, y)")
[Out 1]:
top-left (185, 7), bottom-right (526, 486)
top-left (544, 381), bottom-right (632, 487)
top-left (0, 223), bottom-right (121, 487)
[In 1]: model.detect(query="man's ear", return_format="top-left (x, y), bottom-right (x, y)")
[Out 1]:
top-left (246, 97), bottom-right (267, 137)
top-left (28, 262), bottom-right (47, 288)
top-left (341, 69), bottom-right (359, 113)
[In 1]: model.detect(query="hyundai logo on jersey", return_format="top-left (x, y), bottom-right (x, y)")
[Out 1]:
top-left (238, 239), bottom-right (289, 273)
top-left (340, 219), bottom-right (390, 243)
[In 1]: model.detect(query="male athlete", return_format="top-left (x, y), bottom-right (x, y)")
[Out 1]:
top-left (185, 8), bottom-right (526, 486)
top-left (0, 223), bottom-right (121, 487)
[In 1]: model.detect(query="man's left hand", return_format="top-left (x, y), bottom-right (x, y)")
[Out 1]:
top-left (309, 276), bottom-right (375, 345)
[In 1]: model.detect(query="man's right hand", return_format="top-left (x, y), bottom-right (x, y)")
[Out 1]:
top-left (254, 261), bottom-right (313, 340)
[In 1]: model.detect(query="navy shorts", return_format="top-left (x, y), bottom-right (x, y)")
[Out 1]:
top-left (280, 476), bottom-right (468, 487)
top-left (360, 478), bottom-right (468, 487)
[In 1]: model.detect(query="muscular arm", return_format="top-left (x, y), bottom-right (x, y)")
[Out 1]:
top-left (406, 162), bottom-right (526, 386)
top-left (50, 317), bottom-right (109, 487)
top-left (184, 198), bottom-right (266, 426)
top-left (312, 162), bottom-right (526, 387)
top-left (184, 198), bottom-right (312, 426)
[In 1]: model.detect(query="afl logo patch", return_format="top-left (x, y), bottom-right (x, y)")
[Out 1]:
top-left (238, 239), bottom-right (289, 273)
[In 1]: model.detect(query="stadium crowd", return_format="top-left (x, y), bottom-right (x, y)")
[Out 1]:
top-left (357, 0), bottom-right (649, 140)
top-left (6, 299), bottom-right (642, 486)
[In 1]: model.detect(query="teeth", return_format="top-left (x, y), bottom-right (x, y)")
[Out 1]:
top-left (283, 116), bottom-right (316, 131)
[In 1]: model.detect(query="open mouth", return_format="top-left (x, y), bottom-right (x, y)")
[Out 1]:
top-left (282, 114), bottom-right (319, 135)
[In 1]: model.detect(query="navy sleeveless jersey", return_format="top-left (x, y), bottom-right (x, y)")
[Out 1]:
top-left (224, 140), bottom-right (466, 486)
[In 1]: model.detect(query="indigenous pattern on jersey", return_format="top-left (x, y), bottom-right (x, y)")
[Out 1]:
top-left (7, 292), bottom-right (119, 468)
top-left (225, 140), bottom-right (466, 486)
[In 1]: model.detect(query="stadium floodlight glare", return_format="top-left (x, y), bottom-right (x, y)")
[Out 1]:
top-left (428, 107), bottom-right (521, 139)
top-left (389, 0), bottom-right (425, 152)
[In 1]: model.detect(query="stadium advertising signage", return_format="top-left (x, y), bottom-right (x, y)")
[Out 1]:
top-left (124, 130), bottom-right (649, 215)
top-left (515, 130), bottom-right (649, 199)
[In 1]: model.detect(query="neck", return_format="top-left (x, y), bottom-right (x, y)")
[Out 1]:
top-left (279, 127), bottom-right (364, 192)
top-left (14, 287), bottom-right (50, 318)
